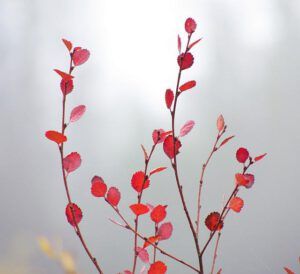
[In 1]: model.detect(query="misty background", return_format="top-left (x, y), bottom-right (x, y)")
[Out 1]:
top-left (0, 0), bottom-right (299, 273)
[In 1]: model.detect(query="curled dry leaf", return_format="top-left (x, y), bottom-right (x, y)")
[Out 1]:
top-left (70, 105), bottom-right (86, 123)
top-left (63, 152), bottom-right (82, 173)
top-left (106, 187), bottom-right (121, 207)
top-left (130, 203), bottom-right (150, 216)
top-left (150, 205), bottom-right (167, 223)
top-left (185, 18), bottom-right (197, 33)
top-left (72, 48), bottom-right (90, 66)
top-left (143, 236), bottom-right (160, 249)
top-left (65, 203), bottom-right (83, 226)
top-left (177, 52), bottom-right (194, 70)
top-left (54, 69), bottom-right (74, 81)
top-left (236, 147), bottom-right (249, 163)
top-left (254, 153), bottom-right (267, 162)
top-left (45, 130), bottom-right (67, 144)
top-left (165, 89), bottom-right (174, 109)
top-left (163, 135), bottom-right (182, 159)
top-left (158, 222), bottom-right (173, 240)
top-left (205, 212), bottom-right (223, 231)
top-left (148, 261), bottom-right (167, 274)
top-left (62, 38), bottom-right (72, 52)
top-left (229, 197), bottom-right (244, 213)
top-left (91, 176), bottom-right (107, 197)
top-left (179, 120), bottom-right (195, 137)
top-left (149, 167), bottom-right (167, 177)
top-left (60, 79), bottom-right (74, 95)
top-left (217, 115), bottom-right (225, 132)
top-left (131, 171), bottom-right (150, 193)
top-left (179, 80), bottom-right (196, 92)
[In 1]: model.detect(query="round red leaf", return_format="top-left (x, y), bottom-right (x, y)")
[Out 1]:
top-left (65, 203), bottom-right (83, 226)
top-left (163, 135), bottom-right (182, 159)
top-left (130, 203), bottom-right (150, 216)
top-left (157, 222), bottom-right (173, 240)
top-left (177, 52), bottom-right (194, 70)
top-left (150, 205), bottom-right (167, 223)
top-left (45, 130), bottom-right (67, 144)
top-left (106, 187), bottom-right (121, 207)
top-left (244, 173), bottom-right (255, 189)
top-left (229, 197), bottom-right (244, 213)
top-left (148, 261), bottom-right (167, 274)
top-left (60, 78), bottom-right (74, 95)
top-left (91, 176), bottom-right (107, 197)
top-left (235, 173), bottom-right (250, 187)
top-left (205, 212), bottom-right (223, 231)
top-left (185, 18), bottom-right (197, 34)
top-left (236, 147), bottom-right (249, 163)
top-left (152, 129), bottom-right (166, 144)
top-left (165, 89), bottom-right (174, 109)
top-left (63, 152), bottom-right (81, 173)
top-left (131, 171), bottom-right (150, 193)
top-left (72, 48), bottom-right (90, 66)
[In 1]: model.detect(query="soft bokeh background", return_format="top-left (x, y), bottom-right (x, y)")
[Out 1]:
top-left (0, 0), bottom-right (299, 273)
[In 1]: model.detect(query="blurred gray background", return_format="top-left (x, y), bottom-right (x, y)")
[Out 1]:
top-left (0, 0), bottom-right (299, 273)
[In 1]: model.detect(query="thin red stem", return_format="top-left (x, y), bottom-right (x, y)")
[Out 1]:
top-left (132, 142), bottom-right (157, 273)
top-left (58, 55), bottom-right (104, 274)
top-left (153, 223), bottom-right (158, 263)
top-left (210, 232), bottom-right (221, 274)
top-left (170, 33), bottom-right (203, 273)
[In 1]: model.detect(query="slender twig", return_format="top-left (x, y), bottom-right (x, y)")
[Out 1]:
top-left (170, 33), bottom-right (203, 273)
top-left (58, 54), bottom-right (104, 274)
top-left (132, 142), bottom-right (157, 273)
top-left (196, 128), bottom-right (226, 238)
top-left (108, 202), bottom-right (200, 273)
top-left (153, 223), bottom-right (158, 263)
top-left (210, 232), bottom-right (221, 274)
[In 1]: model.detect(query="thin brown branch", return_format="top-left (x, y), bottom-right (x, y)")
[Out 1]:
top-left (210, 232), bottom-right (221, 274)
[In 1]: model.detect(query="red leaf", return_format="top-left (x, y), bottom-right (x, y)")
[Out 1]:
top-left (62, 38), bottom-right (72, 51)
top-left (235, 173), bottom-right (249, 187)
top-left (148, 261), bottom-right (167, 274)
top-left (65, 203), bottom-right (82, 226)
top-left (70, 105), bottom-right (86, 123)
top-left (163, 135), bottom-right (182, 159)
top-left (160, 131), bottom-right (172, 140)
top-left (177, 35), bottom-right (181, 53)
top-left (91, 176), bottom-right (107, 197)
top-left (205, 212), bottom-right (223, 231)
top-left (229, 197), bottom-right (244, 213)
top-left (131, 171), bottom-right (150, 193)
top-left (63, 152), bottom-right (81, 173)
top-left (216, 269), bottom-right (222, 274)
top-left (151, 205), bottom-right (167, 223)
top-left (179, 120), bottom-right (195, 137)
top-left (45, 130), bottom-right (67, 144)
top-left (254, 153), bottom-right (267, 162)
top-left (179, 80), bottom-right (196, 92)
top-left (244, 173), bottom-right (255, 189)
top-left (72, 48), bottom-right (90, 66)
top-left (149, 167), bottom-right (167, 177)
top-left (177, 52), bottom-right (194, 70)
top-left (158, 222), bottom-right (173, 240)
top-left (217, 115), bottom-right (225, 132)
top-left (123, 271), bottom-right (132, 274)
top-left (54, 69), bottom-right (74, 81)
top-left (283, 267), bottom-right (295, 274)
top-left (143, 236), bottom-right (160, 249)
top-left (152, 129), bottom-right (166, 144)
top-left (185, 18), bottom-right (197, 34)
top-left (165, 89), bottom-right (174, 109)
top-left (236, 147), bottom-right (249, 163)
top-left (188, 38), bottom-right (202, 51)
top-left (130, 203), bottom-right (150, 216)
top-left (60, 79), bottom-right (74, 95)
top-left (106, 187), bottom-right (121, 207)
top-left (219, 135), bottom-right (235, 147)
top-left (136, 247), bottom-right (149, 263)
